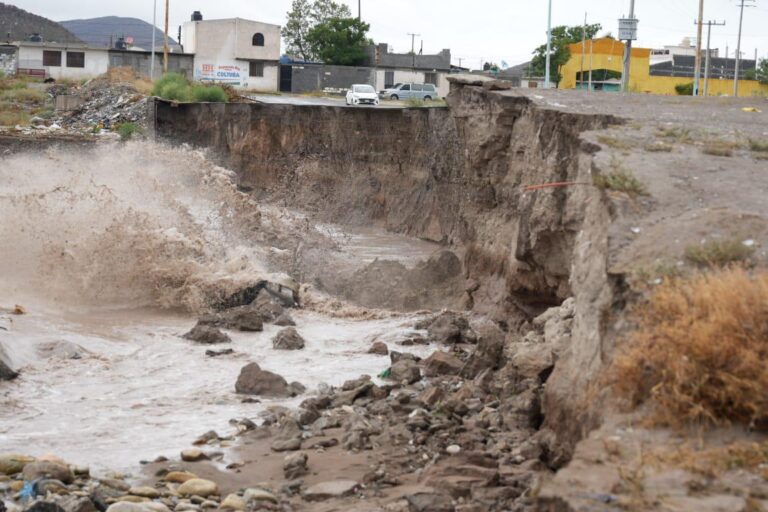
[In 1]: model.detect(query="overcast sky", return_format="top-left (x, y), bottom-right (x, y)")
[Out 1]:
top-left (10, 0), bottom-right (768, 67)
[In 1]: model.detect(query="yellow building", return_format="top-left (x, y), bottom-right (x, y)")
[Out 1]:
top-left (560, 38), bottom-right (768, 97)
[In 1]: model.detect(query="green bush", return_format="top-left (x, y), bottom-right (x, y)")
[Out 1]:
top-left (159, 82), bottom-right (191, 102)
top-left (675, 82), bottom-right (694, 96)
top-left (151, 73), bottom-right (188, 96)
top-left (191, 85), bottom-right (228, 102)
top-left (116, 122), bottom-right (141, 140)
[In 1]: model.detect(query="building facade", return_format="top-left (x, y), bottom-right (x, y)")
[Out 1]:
top-left (182, 17), bottom-right (280, 91)
top-left (560, 38), bottom-right (767, 96)
top-left (16, 42), bottom-right (109, 80)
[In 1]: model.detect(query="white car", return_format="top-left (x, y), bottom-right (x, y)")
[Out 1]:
top-left (346, 84), bottom-right (379, 106)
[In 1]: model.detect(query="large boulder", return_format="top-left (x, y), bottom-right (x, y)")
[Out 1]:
top-left (419, 312), bottom-right (475, 344)
top-left (422, 351), bottom-right (464, 377)
top-left (177, 478), bottom-right (219, 498)
top-left (0, 343), bottom-right (18, 381)
top-left (182, 324), bottom-right (231, 344)
top-left (37, 340), bottom-right (89, 360)
top-left (283, 452), bottom-right (308, 479)
top-left (22, 461), bottom-right (74, 484)
top-left (0, 454), bottom-right (35, 475)
top-left (198, 305), bottom-right (264, 332)
top-left (389, 359), bottom-right (421, 384)
top-left (461, 320), bottom-right (506, 378)
top-left (368, 341), bottom-right (389, 355)
top-left (303, 480), bottom-right (359, 501)
top-left (406, 493), bottom-right (455, 512)
top-left (272, 328), bottom-right (305, 350)
top-left (235, 363), bottom-right (298, 397)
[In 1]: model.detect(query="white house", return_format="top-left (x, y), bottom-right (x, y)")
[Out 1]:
top-left (16, 42), bottom-right (109, 80)
top-left (182, 16), bottom-right (280, 91)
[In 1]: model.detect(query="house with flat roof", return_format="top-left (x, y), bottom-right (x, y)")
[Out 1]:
top-left (16, 41), bottom-right (109, 79)
top-left (182, 14), bottom-right (280, 91)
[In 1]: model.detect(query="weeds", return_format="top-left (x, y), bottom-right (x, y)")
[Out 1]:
top-left (152, 73), bottom-right (228, 103)
top-left (657, 126), bottom-right (693, 143)
top-left (610, 268), bottom-right (768, 431)
top-left (684, 238), bottom-right (755, 267)
top-left (748, 139), bottom-right (768, 153)
top-left (116, 122), bottom-right (141, 140)
top-left (702, 140), bottom-right (741, 157)
top-left (190, 85), bottom-right (227, 103)
top-left (643, 142), bottom-right (673, 153)
top-left (593, 170), bottom-right (649, 197)
top-left (598, 135), bottom-right (632, 150)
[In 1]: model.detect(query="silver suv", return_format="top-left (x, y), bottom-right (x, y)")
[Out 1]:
top-left (379, 83), bottom-right (438, 101)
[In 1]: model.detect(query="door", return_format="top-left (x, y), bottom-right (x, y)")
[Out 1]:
top-left (397, 83), bottom-right (411, 99)
top-left (411, 84), bottom-right (424, 99)
top-left (384, 71), bottom-right (395, 89)
top-left (279, 65), bottom-right (292, 92)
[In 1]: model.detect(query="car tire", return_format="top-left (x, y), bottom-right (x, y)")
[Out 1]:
top-left (390, 95), bottom-right (399, 100)
top-left (424, 96), bottom-right (432, 101)
top-left (374, 100), bottom-right (379, 106)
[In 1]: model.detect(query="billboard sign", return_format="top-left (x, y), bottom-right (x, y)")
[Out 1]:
top-left (618, 18), bottom-right (639, 41)
top-left (197, 63), bottom-right (244, 85)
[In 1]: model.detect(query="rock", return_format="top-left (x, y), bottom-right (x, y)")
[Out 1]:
top-left (508, 344), bottom-right (554, 382)
top-left (219, 495), bottom-right (245, 511)
top-left (180, 449), bottom-right (208, 462)
top-left (26, 503), bottom-right (65, 512)
top-left (0, 454), bottom-right (34, 475)
top-left (303, 480), bottom-right (359, 501)
top-left (243, 488), bottom-right (278, 504)
top-left (406, 493), bottom-right (455, 512)
top-left (283, 452), bottom-right (308, 479)
top-left (193, 431), bottom-right (221, 446)
top-left (99, 478), bottom-right (131, 492)
top-left (223, 308), bottom-right (264, 332)
top-left (37, 341), bottom-right (89, 360)
top-left (177, 479), bottom-right (219, 498)
top-left (235, 363), bottom-right (295, 397)
top-left (22, 461), bottom-right (74, 484)
top-left (423, 312), bottom-right (472, 344)
top-left (0, 343), bottom-right (19, 381)
top-left (59, 496), bottom-right (97, 512)
top-left (390, 351), bottom-right (421, 364)
top-left (461, 321), bottom-right (505, 378)
top-left (422, 351), bottom-right (464, 377)
top-left (271, 437), bottom-right (302, 452)
top-left (446, 445), bottom-right (461, 455)
top-left (272, 328), bottom-right (305, 350)
top-left (105, 504), bottom-right (150, 512)
top-left (204, 349), bottom-right (233, 357)
top-left (389, 360), bottom-right (421, 384)
top-left (273, 313), bottom-right (296, 327)
top-left (419, 386), bottom-right (445, 408)
top-left (142, 504), bottom-right (170, 512)
top-left (182, 325), bottom-right (231, 344)
top-left (128, 487), bottom-right (160, 499)
top-left (164, 471), bottom-right (197, 483)
top-left (368, 341), bottom-right (389, 355)
top-left (37, 479), bottom-right (69, 495)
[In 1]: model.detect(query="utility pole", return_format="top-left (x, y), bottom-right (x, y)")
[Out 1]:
top-left (407, 33), bottom-right (420, 70)
top-left (544, 0), bottom-right (552, 88)
top-left (580, 13), bottom-right (587, 90)
top-left (620, 0), bottom-right (637, 92)
top-left (150, 0), bottom-right (157, 79)
top-left (693, 0), bottom-right (704, 96)
top-left (699, 20), bottom-right (726, 97)
top-left (734, 0), bottom-right (755, 97)
top-left (163, 0), bottom-right (169, 73)
top-left (588, 38), bottom-right (594, 91)
top-left (358, 0), bottom-right (361, 20)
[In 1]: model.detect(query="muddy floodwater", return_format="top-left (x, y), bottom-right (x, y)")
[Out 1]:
top-left (0, 142), bottom-right (441, 474)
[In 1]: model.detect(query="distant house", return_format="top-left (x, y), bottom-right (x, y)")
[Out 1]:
top-left (364, 43), bottom-right (451, 97)
top-left (182, 14), bottom-right (280, 91)
top-left (16, 41), bottom-right (109, 79)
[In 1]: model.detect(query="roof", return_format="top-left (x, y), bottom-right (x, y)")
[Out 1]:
top-left (15, 41), bottom-right (107, 51)
top-left (364, 43), bottom-right (451, 71)
top-left (650, 54), bottom-right (757, 80)
top-left (568, 38), bottom-right (651, 58)
top-left (184, 18), bottom-right (280, 29)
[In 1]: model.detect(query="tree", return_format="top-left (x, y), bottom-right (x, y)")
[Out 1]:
top-left (530, 24), bottom-right (602, 86)
top-left (306, 17), bottom-right (371, 66)
top-left (283, 0), bottom-right (351, 61)
top-left (749, 59), bottom-right (768, 84)
top-left (483, 62), bottom-right (499, 72)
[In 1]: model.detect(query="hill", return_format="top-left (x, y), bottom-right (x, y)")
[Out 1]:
top-left (0, 2), bottom-right (81, 43)
top-left (61, 16), bottom-right (180, 50)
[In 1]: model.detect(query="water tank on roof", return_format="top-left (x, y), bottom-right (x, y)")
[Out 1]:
top-left (191, 11), bottom-right (203, 21)
top-left (29, 33), bottom-right (43, 43)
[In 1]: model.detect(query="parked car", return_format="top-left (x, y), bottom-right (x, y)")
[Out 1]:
top-left (379, 83), bottom-right (438, 101)
top-left (346, 84), bottom-right (379, 106)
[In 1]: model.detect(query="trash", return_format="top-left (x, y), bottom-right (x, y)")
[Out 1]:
top-left (12, 305), bottom-right (25, 315)
top-left (742, 107), bottom-right (761, 113)
top-left (19, 480), bottom-right (38, 502)
top-left (377, 368), bottom-right (391, 379)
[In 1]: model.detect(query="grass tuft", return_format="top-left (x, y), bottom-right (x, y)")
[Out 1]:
top-left (657, 126), bottom-right (693, 143)
top-left (593, 170), bottom-right (649, 197)
top-left (644, 142), bottom-right (673, 153)
top-left (684, 238), bottom-right (755, 267)
top-left (748, 139), bottom-right (768, 153)
top-left (597, 135), bottom-right (632, 150)
top-left (190, 85), bottom-right (228, 103)
top-left (702, 140), bottom-right (739, 157)
top-left (611, 268), bottom-right (768, 431)
top-left (116, 122), bottom-right (141, 140)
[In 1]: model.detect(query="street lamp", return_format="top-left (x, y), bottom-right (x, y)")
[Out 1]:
top-left (544, 0), bottom-right (552, 88)
top-left (150, 0), bottom-right (157, 79)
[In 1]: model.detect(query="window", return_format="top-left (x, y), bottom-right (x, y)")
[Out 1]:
top-left (424, 84), bottom-right (436, 92)
top-left (252, 33), bottom-right (265, 46)
top-left (425, 73), bottom-right (438, 86)
top-left (249, 61), bottom-right (264, 77)
top-left (384, 71), bottom-right (394, 88)
top-left (400, 84), bottom-right (410, 91)
top-left (66, 51), bottom-right (85, 68)
top-left (43, 50), bottom-right (62, 67)
top-left (412, 84), bottom-right (423, 91)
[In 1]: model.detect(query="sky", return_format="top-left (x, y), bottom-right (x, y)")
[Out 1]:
top-left (9, 0), bottom-right (768, 68)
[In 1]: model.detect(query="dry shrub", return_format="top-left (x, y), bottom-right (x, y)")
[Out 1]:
top-left (646, 440), bottom-right (768, 478)
top-left (611, 268), bottom-right (768, 430)
top-left (685, 238), bottom-right (755, 267)
top-left (593, 170), bottom-right (649, 197)
top-left (105, 66), bottom-right (154, 95)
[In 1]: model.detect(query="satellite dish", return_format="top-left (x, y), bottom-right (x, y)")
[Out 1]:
top-left (126, 36), bottom-right (134, 45)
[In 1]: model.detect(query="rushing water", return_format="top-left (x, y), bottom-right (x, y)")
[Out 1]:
top-left (0, 142), bottom-right (439, 474)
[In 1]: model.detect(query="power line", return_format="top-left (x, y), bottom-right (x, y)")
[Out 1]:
top-left (734, 0), bottom-right (756, 96)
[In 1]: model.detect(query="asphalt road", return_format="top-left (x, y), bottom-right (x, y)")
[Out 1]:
top-left (248, 94), bottom-right (405, 108)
